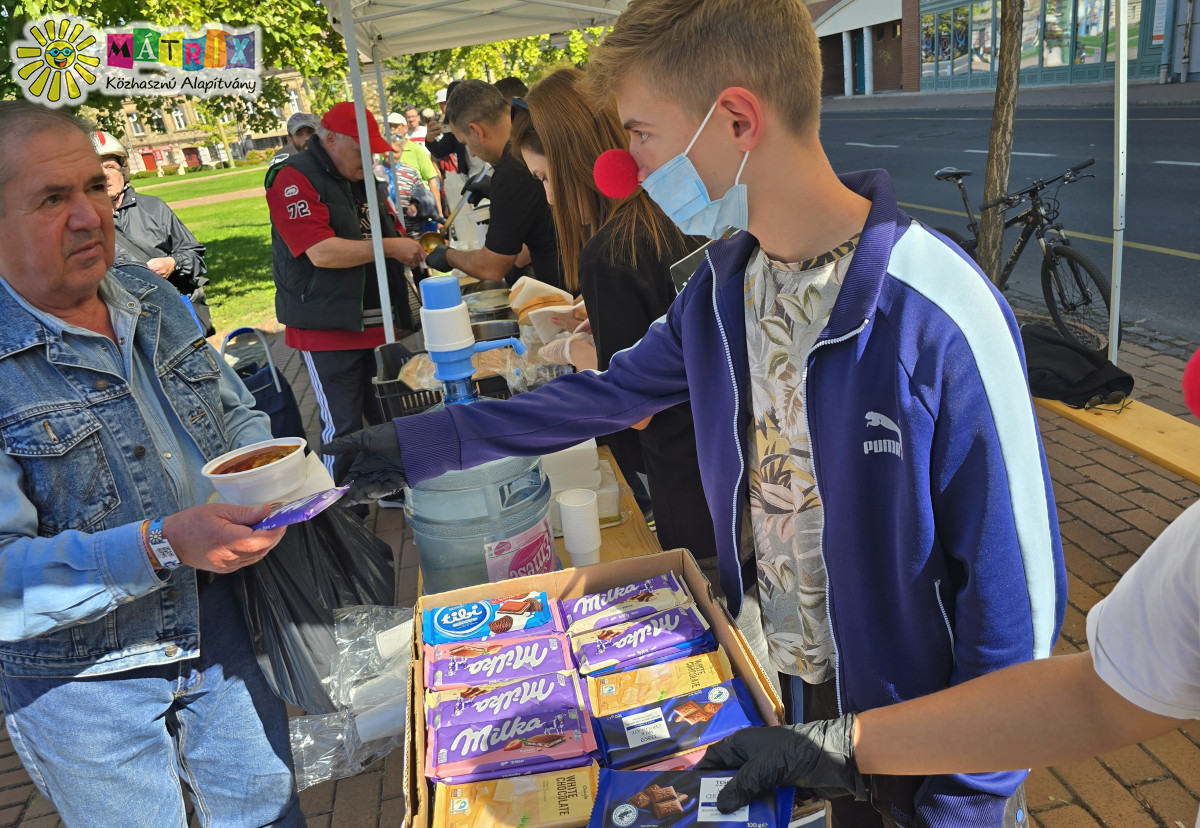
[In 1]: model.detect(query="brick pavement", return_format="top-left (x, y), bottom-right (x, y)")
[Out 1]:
top-left (1, 318), bottom-right (1197, 827)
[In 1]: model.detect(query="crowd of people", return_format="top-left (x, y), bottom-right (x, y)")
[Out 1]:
top-left (0, 0), bottom-right (1195, 826)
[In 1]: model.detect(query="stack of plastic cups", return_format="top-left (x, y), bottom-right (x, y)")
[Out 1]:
top-left (557, 488), bottom-right (602, 567)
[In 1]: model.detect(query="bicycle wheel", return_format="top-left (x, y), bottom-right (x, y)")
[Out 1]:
top-left (934, 226), bottom-right (979, 262)
top-left (1041, 244), bottom-right (1114, 352)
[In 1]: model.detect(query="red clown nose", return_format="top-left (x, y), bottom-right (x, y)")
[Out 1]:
top-left (1184, 346), bottom-right (1200, 419)
top-left (593, 149), bottom-right (639, 199)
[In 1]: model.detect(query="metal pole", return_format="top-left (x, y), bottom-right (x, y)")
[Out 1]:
top-left (341, 0), bottom-right (397, 343)
top-left (1110, 0), bottom-right (1128, 364)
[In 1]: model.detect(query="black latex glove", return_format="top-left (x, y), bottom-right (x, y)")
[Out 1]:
top-left (322, 423), bottom-right (407, 505)
top-left (694, 715), bottom-right (868, 814)
top-left (425, 245), bottom-right (451, 273)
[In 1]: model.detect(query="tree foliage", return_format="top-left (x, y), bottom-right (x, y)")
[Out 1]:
top-left (0, 0), bottom-right (347, 133)
top-left (382, 28), bottom-right (601, 110)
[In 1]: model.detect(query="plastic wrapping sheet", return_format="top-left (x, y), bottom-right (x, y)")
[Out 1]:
top-left (289, 605), bottom-right (415, 791)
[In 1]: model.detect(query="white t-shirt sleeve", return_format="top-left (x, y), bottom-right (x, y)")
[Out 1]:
top-left (1087, 500), bottom-right (1200, 719)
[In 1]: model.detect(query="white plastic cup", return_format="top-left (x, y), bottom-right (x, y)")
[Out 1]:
top-left (557, 488), bottom-right (602, 567)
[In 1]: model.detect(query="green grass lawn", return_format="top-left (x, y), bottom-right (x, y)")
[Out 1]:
top-left (139, 166), bottom-right (268, 203)
top-left (172, 196), bottom-right (277, 338)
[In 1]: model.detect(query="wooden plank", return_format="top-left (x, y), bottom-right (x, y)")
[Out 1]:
top-left (1034, 397), bottom-right (1200, 486)
top-left (554, 445), bottom-right (662, 565)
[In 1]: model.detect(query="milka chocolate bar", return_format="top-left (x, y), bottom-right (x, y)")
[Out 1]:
top-left (593, 679), bottom-right (763, 770)
top-left (587, 651), bottom-right (734, 717)
top-left (424, 591), bottom-right (564, 646)
top-left (428, 671), bottom-right (584, 728)
top-left (426, 703), bottom-right (598, 783)
top-left (587, 768), bottom-right (792, 828)
top-left (564, 573), bottom-right (689, 635)
top-left (426, 634), bottom-right (572, 691)
top-left (572, 605), bottom-right (711, 676)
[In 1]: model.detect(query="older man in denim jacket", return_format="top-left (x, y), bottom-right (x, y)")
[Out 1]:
top-left (0, 102), bottom-right (304, 826)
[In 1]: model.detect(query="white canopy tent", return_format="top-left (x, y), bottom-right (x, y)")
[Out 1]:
top-left (323, 0), bottom-right (1128, 358)
top-left (327, 0), bottom-right (629, 342)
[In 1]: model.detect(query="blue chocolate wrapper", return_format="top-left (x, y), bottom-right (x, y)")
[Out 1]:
top-left (588, 768), bottom-right (793, 828)
top-left (595, 679), bottom-right (763, 769)
top-left (250, 487), bottom-right (349, 531)
top-left (423, 591), bottom-right (562, 645)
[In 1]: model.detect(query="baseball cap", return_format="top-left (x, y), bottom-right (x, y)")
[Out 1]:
top-left (321, 102), bottom-right (392, 153)
top-left (387, 112), bottom-right (405, 126)
top-left (436, 88), bottom-right (448, 104)
top-left (286, 112), bottom-right (320, 135)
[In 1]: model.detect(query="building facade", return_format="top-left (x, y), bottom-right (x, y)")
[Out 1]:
top-left (809, 0), bottom-right (1198, 96)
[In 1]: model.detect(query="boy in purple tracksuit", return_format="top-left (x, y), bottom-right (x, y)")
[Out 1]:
top-left (328, 1), bottom-right (1066, 824)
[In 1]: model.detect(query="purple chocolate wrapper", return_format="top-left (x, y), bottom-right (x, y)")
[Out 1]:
top-left (428, 705), bottom-right (597, 780)
top-left (425, 634), bottom-right (572, 690)
top-left (431, 752), bottom-right (595, 785)
top-left (585, 632), bottom-right (717, 677)
top-left (573, 605), bottom-right (710, 676)
top-left (250, 487), bottom-right (349, 531)
top-left (429, 671), bottom-right (582, 727)
top-left (563, 573), bottom-right (688, 633)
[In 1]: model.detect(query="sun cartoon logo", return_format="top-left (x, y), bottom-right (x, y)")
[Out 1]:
top-left (11, 17), bottom-right (101, 107)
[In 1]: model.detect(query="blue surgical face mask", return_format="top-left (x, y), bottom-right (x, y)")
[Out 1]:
top-left (641, 101), bottom-right (750, 240)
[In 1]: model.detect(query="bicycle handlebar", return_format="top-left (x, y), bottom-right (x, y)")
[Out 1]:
top-left (978, 158), bottom-right (1095, 212)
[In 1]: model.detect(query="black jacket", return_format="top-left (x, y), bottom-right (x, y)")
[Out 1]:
top-left (578, 220), bottom-right (717, 560)
top-left (267, 136), bottom-right (413, 332)
top-left (111, 186), bottom-right (206, 295)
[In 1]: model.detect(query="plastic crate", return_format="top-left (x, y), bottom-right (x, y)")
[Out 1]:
top-left (373, 349), bottom-right (512, 420)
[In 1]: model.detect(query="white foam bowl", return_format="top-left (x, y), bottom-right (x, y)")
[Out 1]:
top-left (201, 437), bottom-right (308, 506)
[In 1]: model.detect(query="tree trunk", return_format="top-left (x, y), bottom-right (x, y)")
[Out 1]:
top-left (977, 0), bottom-right (1024, 282)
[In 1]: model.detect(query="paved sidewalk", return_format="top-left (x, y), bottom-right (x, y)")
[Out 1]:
top-left (0, 314), bottom-right (1197, 826)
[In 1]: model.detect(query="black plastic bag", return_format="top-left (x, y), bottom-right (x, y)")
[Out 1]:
top-left (234, 506), bottom-right (395, 713)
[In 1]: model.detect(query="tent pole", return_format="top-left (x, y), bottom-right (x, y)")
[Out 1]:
top-left (341, 0), bottom-right (397, 344)
top-left (373, 44), bottom-right (400, 206)
top-left (1109, 0), bottom-right (1128, 364)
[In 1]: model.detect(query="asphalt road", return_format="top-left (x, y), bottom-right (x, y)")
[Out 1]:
top-left (821, 105), bottom-right (1200, 341)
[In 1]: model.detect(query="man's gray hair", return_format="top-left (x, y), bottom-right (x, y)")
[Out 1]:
top-left (444, 79), bottom-right (508, 132)
top-left (0, 101), bottom-right (93, 196)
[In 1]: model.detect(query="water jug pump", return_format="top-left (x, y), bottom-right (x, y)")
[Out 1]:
top-left (418, 276), bottom-right (525, 406)
top-left (407, 276), bottom-right (558, 594)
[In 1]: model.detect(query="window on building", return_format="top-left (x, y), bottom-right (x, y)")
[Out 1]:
top-left (1043, 0), bottom-right (1073, 66)
top-left (289, 88), bottom-right (301, 114)
top-left (1021, 0), bottom-right (1043, 68)
top-left (938, 12), bottom-right (953, 76)
top-left (172, 106), bottom-right (187, 130)
top-left (151, 108), bottom-right (167, 132)
top-left (921, 14), bottom-right (937, 78)
top-left (270, 105), bottom-right (283, 118)
top-left (953, 6), bottom-right (971, 73)
top-left (1106, 0), bottom-right (1141, 60)
top-left (1075, 0), bottom-right (1104, 62)
top-left (128, 111), bottom-right (145, 136)
top-left (220, 112), bottom-right (234, 124)
top-left (893, 22), bottom-right (902, 38)
top-left (971, 0), bottom-right (995, 72)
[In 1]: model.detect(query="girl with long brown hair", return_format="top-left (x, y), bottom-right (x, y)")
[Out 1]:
top-left (510, 67), bottom-right (718, 563)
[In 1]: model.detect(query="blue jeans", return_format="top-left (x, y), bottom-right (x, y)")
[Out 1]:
top-left (0, 575), bottom-right (304, 827)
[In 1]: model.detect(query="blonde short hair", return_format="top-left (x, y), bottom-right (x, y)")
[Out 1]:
top-left (586, 0), bottom-right (823, 135)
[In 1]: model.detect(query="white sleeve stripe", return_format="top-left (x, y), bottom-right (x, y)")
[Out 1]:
top-left (889, 225), bottom-right (1058, 659)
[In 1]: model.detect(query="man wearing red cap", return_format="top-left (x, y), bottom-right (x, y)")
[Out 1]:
top-left (266, 102), bottom-right (424, 488)
top-left (694, 346), bottom-right (1200, 821)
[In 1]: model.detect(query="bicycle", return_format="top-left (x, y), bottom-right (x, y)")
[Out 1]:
top-left (933, 158), bottom-right (1114, 352)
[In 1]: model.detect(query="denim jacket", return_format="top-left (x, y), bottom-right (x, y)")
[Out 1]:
top-left (0, 265), bottom-right (270, 678)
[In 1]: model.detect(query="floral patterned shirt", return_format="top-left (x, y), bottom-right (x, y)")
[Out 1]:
top-left (744, 237), bottom-right (858, 679)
